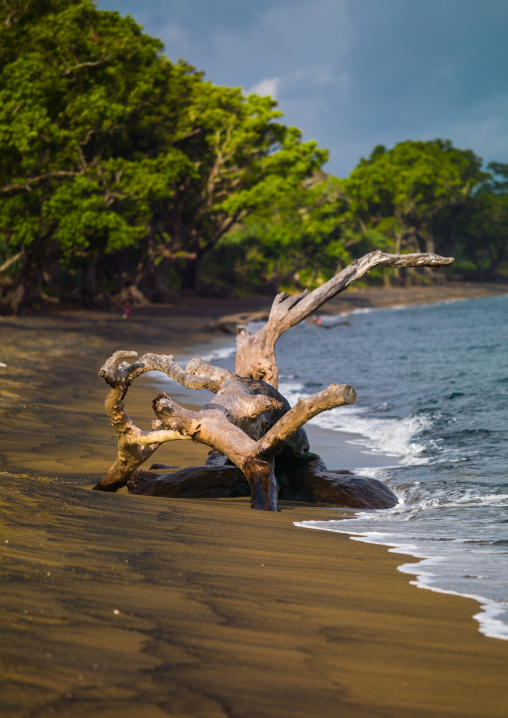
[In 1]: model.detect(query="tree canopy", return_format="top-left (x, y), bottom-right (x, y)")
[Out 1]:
top-left (0, 0), bottom-right (506, 313)
top-left (454, 162), bottom-right (508, 278)
top-left (0, 0), bottom-right (326, 311)
top-left (211, 139), bottom-right (500, 292)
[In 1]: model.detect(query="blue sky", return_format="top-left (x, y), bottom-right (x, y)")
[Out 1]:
top-left (98, 0), bottom-right (508, 177)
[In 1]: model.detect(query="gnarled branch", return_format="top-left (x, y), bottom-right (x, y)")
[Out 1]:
top-left (235, 250), bottom-right (454, 387)
top-left (152, 379), bottom-right (356, 511)
top-left (1, 169), bottom-right (87, 194)
top-left (97, 250), bottom-right (451, 509)
top-left (256, 384), bottom-right (357, 460)
top-left (94, 351), bottom-right (191, 491)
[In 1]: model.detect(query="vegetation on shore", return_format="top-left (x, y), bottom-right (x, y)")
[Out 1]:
top-left (1, 0), bottom-right (507, 314)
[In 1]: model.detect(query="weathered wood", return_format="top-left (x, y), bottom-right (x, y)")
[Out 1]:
top-left (185, 356), bottom-right (233, 389)
top-left (95, 351), bottom-right (292, 495)
top-left (98, 250), bottom-right (453, 509)
top-left (95, 350), bottom-right (244, 491)
top-left (128, 465), bottom-right (249, 498)
top-left (152, 392), bottom-right (278, 510)
top-left (275, 457), bottom-right (397, 508)
top-left (93, 351), bottom-right (190, 491)
top-left (235, 250), bottom-right (454, 387)
top-left (152, 378), bottom-right (356, 511)
top-left (127, 459), bottom-right (398, 509)
top-left (186, 357), bottom-right (310, 454)
top-left (98, 354), bottom-right (356, 509)
top-left (255, 384), bottom-right (357, 460)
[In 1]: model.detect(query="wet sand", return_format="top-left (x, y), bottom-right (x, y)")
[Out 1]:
top-left (1, 285), bottom-right (508, 717)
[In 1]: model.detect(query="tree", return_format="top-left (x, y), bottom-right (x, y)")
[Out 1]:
top-left (0, 0), bottom-right (328, 311)
top-left (217, 174), bottom-right (353, 291)
top-left (203, 172), bottom-right (386, 294)
top-left (95, 250), bottom-right (453, 511)
top-left (206, 139), bottom-right (488, 296)
top-left (455, 162), bottom-right (508, 278)
top-left (343, 141), bottom-right (487, 269)
top-left (0, 0), bottom-right (186, 310)
top-left (143, 90), bottom-right (327, 293)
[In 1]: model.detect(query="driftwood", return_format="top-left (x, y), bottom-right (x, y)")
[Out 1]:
top-left (96, 250), bottom-right (453, 511)
top-left (96, 348), bottom-right (355, 510)
top-left (235, 250), bottom-right (454, 388)
top-left (127, 461), bottom-right (398, 509)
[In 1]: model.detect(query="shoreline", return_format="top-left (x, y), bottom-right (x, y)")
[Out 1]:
top-left (1, 284), bottom-right (508, 716)
top-left (298, 520), bottom-right (508, 644)
top-left (2, 479), bottom-right (508, 717)
top-left (322, 280), bottom-right (508, 314)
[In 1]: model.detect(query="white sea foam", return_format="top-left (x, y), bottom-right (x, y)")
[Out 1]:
top-left (290, 295), bottom-right (508, 642)
top-left (294, 521), bottom-right (508, 641)
top-left (418, 491), bottom-right (508, 509)
top-left (200, 344), bottom-right (237, 362)
top-left (345, 303), bottom-right (406, 316)
top-left (314, 408), bottom-right (432, 464)
top-left (277, 380), bottom-right (306, 405)
top-left (350, 307), bottom-right (374, 315)
top-left (278, 378), bottom-right (432, 466)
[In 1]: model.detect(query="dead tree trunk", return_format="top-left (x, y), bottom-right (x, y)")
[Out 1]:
top-left (235, 249), bottom-right (454, 387)
top-left (152, 382), bottom-right (356, 510)
top-left (94, 351), bottom-right (193, 491)
top-left (95, 349), bottom-right (355, 510)
top-left (97, 251), bottom-right (453, 510)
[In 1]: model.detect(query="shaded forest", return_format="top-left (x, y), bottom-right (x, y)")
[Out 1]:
top-left (1, 0), bottom-right (507, 314)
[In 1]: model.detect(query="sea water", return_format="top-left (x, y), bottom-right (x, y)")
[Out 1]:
top-left (157, 293), bottom-right (508, 641)
top-left (281, 294), bottom-right (508, 642)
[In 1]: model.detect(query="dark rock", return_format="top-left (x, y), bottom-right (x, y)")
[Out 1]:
top-left (275, 456), bottom-right (397, 508)
top-left (127, 456), bottom-right (397, 509)
top-left (128, 465), bottom-right (250, 498)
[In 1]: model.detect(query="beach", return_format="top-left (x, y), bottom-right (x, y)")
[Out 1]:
top-left (1, 284), bottom-right (508, 717)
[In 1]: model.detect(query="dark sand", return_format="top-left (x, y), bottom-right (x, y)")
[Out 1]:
top-left (1, 284), bottom-right (508, 717)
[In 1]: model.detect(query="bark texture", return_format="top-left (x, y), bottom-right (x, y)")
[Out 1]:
top-left (151, 380), bottom-right (356, 510)
top-left (93, 351), bottom-right (190, 491)
top-left (235, 250), bottom-right (454, 387)
top-left (98, 251), bottom-right (453, 510)
top-left (127, 460), bottom-right (398, 509)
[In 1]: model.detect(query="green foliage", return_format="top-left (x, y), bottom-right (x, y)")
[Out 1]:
top-left (213, 168), bottom-right (397, 292)
top-left (454, 168), bottom-right (508, 277)
top-left (215, 138), bottom-right (507, 294)
top-left (0, 0), bottom-right (177, 306)
top-left (486, 162), bottom-right (508, 194)
top-left (0, 1), bottom-right (506, 312)
top-left (0, 0), bottom-right (329, 310)
top-left (343, 139), bottom-right (487, 256)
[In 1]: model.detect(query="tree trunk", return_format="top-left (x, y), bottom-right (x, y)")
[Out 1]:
top-left (97, 251), bottom-right (454, 510)
top-left (151, 381), bottom-right (356, 511)
top-left (0, 249), bottom-right (34, 314)
top-left (178, 251), bottom-right (203, 291)
top-left (235, 250), bottom-right (454, 387)
top-left (127, 460), bottom-right (398, 509)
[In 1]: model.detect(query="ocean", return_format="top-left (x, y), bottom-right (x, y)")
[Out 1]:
top-left (159, 292), bottom-right (508, 642)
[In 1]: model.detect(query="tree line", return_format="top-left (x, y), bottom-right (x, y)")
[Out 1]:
top-left (1, 0), bottom-right (507, 313)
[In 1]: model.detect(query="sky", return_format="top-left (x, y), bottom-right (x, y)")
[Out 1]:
top-left (97, 0), bottom-right (508, 177)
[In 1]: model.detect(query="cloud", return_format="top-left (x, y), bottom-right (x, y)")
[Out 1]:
top-left (449, 96), bottom-right (508, 163)
top-left (98, 0), bottom-right (508, 176)
top-left (246, 78), bottom-right (280, 99)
